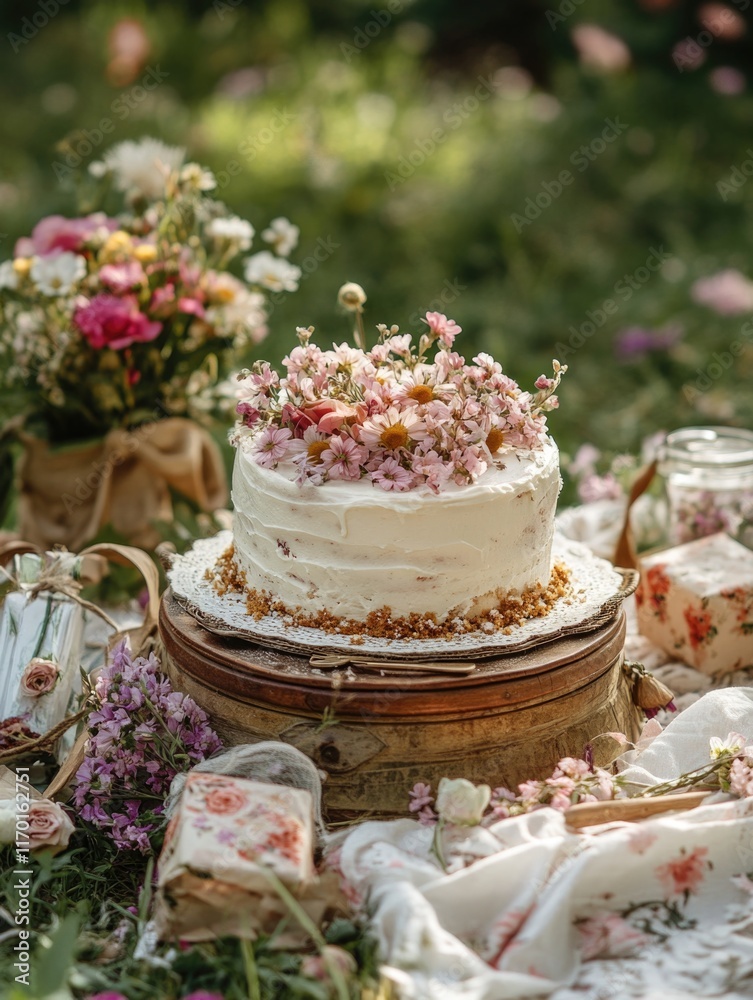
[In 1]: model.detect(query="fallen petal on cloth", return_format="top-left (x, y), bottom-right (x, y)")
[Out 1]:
top-left (333, 688), bottom-right (753, 999)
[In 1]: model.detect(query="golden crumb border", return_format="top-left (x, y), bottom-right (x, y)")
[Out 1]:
top-left (207, 545), bottom-right (572, 643)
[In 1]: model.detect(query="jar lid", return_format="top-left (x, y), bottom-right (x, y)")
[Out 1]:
top-left (660, 426), bottom-right (753, 469)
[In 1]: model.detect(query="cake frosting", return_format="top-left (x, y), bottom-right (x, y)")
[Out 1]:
top-left (232, 437), bottom-right (561, 623)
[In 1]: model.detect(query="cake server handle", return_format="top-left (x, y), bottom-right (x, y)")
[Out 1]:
top-left (309, 654), bottom-right (476, 674)
top-left (357, 659), bottom-right (477, 675)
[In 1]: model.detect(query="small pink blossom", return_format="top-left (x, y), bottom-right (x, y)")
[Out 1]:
top-left (99, 260), bottom-right (146, 293)
top-left (656, 846), bottom-right (709, 897)
top-left (577, 472), bottom-right (623, 503)
top-left (322, 435), bottom-right (366, 480)
top-left (423, 311), bottom-right (461, 348)
top-left (535, 374), bottom-right (555, 390)
top-left (691, 269), bottom-right (753, 315)
top-left (371, 457), bottom-right (413, 491)
top-left (73, 294), bottom-right (162, 350)
top-left (577, 911), bottom-right (649, 960)
top-left (253, 426), bottom-right (292, 468)
top-left (408, 781), bottom-right (434, 812)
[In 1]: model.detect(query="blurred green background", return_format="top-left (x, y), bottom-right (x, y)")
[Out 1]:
top-left (2, 0), bottom-right (753, 462)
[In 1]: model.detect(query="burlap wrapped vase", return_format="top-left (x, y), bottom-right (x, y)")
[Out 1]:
top-left (17, 417), bottom-right (228, 551)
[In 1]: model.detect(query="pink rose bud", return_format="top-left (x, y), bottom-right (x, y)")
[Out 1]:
top-left (19, 658), bottom-right (59, 697)
top-left (27, 799), bottom-right (75, 854)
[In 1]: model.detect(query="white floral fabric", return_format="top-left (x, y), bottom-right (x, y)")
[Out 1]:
top-left (336, 688), bottom-right (753, 999)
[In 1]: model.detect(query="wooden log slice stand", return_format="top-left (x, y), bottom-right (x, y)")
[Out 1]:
top-left (160, 591), bottom-right (642, 821)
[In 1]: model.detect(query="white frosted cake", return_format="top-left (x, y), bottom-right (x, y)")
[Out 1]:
top-left (232, 438), bottom-right (560, 623)
top-left (224, 298), bottom-right (568, 636)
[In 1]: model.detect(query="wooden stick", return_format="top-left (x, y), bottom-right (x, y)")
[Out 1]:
top-left (566, 790), bottom-right (711, 829)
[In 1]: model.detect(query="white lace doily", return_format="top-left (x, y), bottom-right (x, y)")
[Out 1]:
top-left (167, 531), bottom-right (637, 661)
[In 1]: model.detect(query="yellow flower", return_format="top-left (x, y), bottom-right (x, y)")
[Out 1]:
top-left (133, 243), bottom-right (158, 264)
top-left (100, 230), bottom-right (133, 262)
top-left (12, 257), bottom-right (33, 278)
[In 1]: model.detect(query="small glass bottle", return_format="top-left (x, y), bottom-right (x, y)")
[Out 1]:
top-left (658, 426), bottom-right (753, 549)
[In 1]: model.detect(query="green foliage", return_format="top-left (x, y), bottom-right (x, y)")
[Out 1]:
top-left (0, 1), bottom-right (751, 466)
top-left (0, 835), bottom-right (378, 999)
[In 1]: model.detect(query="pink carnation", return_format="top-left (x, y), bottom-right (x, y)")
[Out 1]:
top-left (16, 213), bottom-right (117, 258)
top-left (74, 294), bottom-right (162, 350)
top-left (423, 311), bottom-right (462, 348)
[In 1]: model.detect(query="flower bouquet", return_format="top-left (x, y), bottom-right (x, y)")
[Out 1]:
top-left (0, 137), bottom-right (300, 548)
top-left (231, 283), bottom-right (565, 492)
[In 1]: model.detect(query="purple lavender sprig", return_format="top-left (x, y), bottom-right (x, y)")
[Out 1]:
top-left (72, 640), bottom-right (222, 853)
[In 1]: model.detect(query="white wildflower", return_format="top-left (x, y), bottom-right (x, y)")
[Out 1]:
top-left (103, 137), bottom-right (185, 201)
top-left (261, 217), bottom-right (299, 257)
top-left (206, 216), bottom-right (255, 251)
top-left (30, 252), bottom-right (87, 296)
top-left (244, 251), bottom-right (301, 293)
top-left (0, 260), bottom-right (18, 290)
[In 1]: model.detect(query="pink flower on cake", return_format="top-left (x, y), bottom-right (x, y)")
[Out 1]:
top-left (371, 457), bottom-right (413, 491)
top-left (74, 294), bottom-right (162, 350)
top-left (236, 401), bottom-right (261, 428)
top-left (20, 658), bottom-right (59, 697)
top-left (99, 260), bottom-right (147, 292)
top-left (656, 846), bottom-right (710, 897)
top-left (423, 311), bottom-right (461, 348)
top-left (360, 406), bottom-right (428, 452)
top-left (253, 426), bottom-right (292, 467)
top-left (322, 435), bottom-right (367, 480)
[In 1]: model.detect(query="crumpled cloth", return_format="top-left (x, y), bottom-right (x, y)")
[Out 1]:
top-left (334, 689), bottom-right (753, 999)
top-left (17, 417), bottom-right (227, 551)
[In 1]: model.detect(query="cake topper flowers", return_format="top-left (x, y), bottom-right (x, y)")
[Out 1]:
top-left (231, 284), bottom-right (566, 493)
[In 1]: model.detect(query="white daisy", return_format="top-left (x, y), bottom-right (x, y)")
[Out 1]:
top-left (206, 216), bottom-right (255, 251)
top-left (103, 137), bottom-right (185, 201)
top-left (244, 251), bottom-right (301, 293)
top-left (0, 260), bottom-right (18, 290)
top-left (359, 406), bottom-right (428, 452)
top-left (261, 217), bottom-right (299, 257)
top-left (30, 252), bottom-right (86, 296)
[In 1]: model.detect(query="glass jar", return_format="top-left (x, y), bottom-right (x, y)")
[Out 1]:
top-left (658, 426), bottom-right (753, 549)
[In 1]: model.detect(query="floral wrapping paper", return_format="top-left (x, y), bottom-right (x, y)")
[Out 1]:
top-left (154, 773), bottom-right (340, 942)
top-left (636, 532), bottom-right (753, 675)
top-left (0, 553), bottom-right (87, 756)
